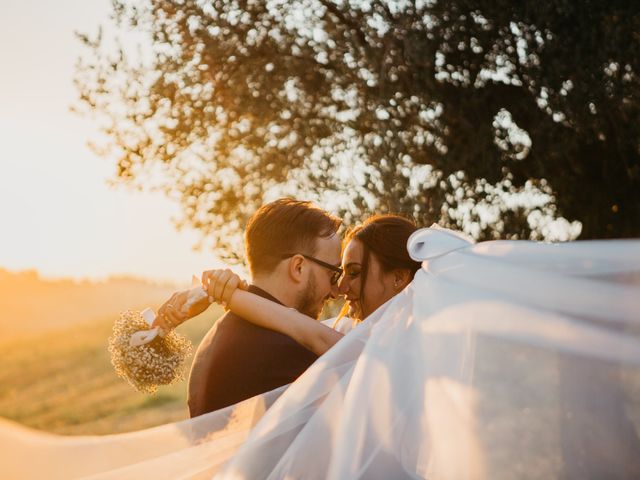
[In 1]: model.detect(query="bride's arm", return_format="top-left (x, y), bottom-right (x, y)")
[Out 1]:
top-left (203, 269), bottom-right (343, 356)
top-left (226, 290), bottom-right (343, 355)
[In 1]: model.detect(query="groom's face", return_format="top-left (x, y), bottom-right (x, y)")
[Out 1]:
top-left (296, 233), bottom-right (342, 319)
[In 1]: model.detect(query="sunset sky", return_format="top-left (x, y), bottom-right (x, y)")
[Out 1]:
top-left (0, 0), bottom-right (223, 284)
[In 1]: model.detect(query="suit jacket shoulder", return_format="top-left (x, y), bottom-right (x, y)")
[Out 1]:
top-left (187, 286), bottom-right (318, 417)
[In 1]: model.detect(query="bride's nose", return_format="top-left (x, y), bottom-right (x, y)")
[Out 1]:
top-left (337, 275), bottom-right (349, 294)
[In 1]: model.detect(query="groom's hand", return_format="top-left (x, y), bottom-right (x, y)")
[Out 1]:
top-left (202, 269), bottom-right (248, 308)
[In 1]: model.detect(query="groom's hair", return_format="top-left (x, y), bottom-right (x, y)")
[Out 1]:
top-left (245, 198), bottom-right (342, 275)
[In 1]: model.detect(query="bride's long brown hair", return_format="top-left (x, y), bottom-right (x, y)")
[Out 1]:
top-left (335, 214), bottom-right (421, 327)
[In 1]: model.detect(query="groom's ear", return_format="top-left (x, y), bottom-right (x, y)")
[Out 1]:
top-left (288, 255), bottom-right (306, 283)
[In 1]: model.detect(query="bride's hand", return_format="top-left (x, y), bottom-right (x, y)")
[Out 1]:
top-left (202, 269), bottom-right (248, 308)
top-left (152, 290), bottom-right (194, 332)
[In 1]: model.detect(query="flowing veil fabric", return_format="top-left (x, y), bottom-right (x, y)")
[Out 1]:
top-left (0, 386), bottom-right (286, 479)
top-left (1, 227), bottom-right (639, 479)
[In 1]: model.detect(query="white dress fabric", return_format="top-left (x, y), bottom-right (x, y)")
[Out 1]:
top-left (322, 316), bottom-right (355, 334)
top-left (1, 227), bottom-right (639, 479)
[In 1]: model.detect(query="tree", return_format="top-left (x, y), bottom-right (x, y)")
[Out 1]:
top-left (75, 0), bottom-right (639, 258)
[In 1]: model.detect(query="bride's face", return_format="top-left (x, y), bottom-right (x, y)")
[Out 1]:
top-left (338, 239), bottom-right (397, 320)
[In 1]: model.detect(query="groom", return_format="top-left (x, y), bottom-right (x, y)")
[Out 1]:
top-left (156, 199), bottom-right (342, 417)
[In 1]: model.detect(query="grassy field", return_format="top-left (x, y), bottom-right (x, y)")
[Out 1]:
top-left (0, 306), bottom-right (223, 435)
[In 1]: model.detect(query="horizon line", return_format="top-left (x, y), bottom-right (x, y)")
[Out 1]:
top-left (0, 266), bottom-right (184, 288)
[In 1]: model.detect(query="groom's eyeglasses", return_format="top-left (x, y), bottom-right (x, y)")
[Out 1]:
top-left (281, 253), bottom-right (344, 285)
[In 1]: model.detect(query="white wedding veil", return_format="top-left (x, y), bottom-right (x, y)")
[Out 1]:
top-left (1, 227), bottom-right (639, 479)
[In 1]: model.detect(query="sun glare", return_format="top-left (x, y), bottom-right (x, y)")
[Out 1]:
top-left (0, 0), bottom-right (223, 285)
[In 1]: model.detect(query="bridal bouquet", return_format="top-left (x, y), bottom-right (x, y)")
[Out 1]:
top-left (108, 309), bottom-right (193, 394)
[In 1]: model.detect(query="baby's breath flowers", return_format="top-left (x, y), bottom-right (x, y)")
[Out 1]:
top-left (109, 310), bottom-right (193, 394)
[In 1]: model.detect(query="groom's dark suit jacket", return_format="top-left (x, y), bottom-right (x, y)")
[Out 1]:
top-left (187, 285), bottom-right (318, 417)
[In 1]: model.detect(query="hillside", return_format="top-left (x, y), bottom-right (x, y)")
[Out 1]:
top-left (0, 269), bottom-right (178, 338)
top-left (0, 305), bottom-right (222, 435)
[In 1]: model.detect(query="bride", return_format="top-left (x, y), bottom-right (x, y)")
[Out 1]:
top-left (2, 223), bottom-right (639, 479)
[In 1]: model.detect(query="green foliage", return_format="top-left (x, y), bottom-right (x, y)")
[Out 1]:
top-left (76, 0), bottom-right (640, 257)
